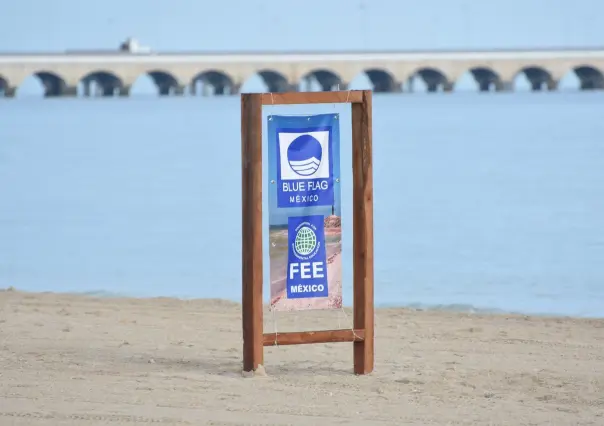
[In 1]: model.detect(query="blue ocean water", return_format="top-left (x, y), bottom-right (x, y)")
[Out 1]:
top-left (1, 92), bottom-right (603, 318)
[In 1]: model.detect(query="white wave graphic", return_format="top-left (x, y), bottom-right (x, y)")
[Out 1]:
top-left (289, 157), bottom-right (321, 167)
top-left (289, 157), bottom-right (321, 176)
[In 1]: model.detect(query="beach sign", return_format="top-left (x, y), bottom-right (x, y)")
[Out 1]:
top-left (241, 91), bottom-right (374, 376)
top-left (267, 114), bottom-right (342, 311)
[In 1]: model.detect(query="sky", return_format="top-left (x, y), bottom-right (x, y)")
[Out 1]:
top-left (2, 0), bottom-right (603, 94)
top-left (2, 0), bottom-right (604, 52)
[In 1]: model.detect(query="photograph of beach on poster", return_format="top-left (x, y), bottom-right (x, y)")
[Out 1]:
top-left (267, 114), bottom-right (342, 311)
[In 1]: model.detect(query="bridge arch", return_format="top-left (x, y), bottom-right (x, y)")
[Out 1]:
top-left (18, 71), bottom-right (67, 97)
top-left (191, 70), bottom-right (235, 95)
top-left (300, 69), bottom-right (343, 91)
top-left (133, 68), bottom-right (184, 96)
top-left (467, 67), bottom-right (502, 92)
top-left (0, 75), bottom-right (7, 96)
top-left (571, 65), bottom-right (604, 90)
top-left (364, 69), bottom-right (399, 92)
top-left (514, 65), bottom-right (556, 91)
top-left (148, 70), bottom-right (181, 95)
top-left (80, 70), bottom-right (124, 97)
top-left (406, 67), bottom-right (452, 92)
top-left (255, 69), bottom-right (290, 93)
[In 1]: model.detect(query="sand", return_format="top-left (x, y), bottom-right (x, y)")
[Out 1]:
top-left (1, 289), bottom-right (603, 425)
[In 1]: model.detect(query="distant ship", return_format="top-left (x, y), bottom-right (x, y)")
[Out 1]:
top-left (64, 37), bottom-right (153, 55)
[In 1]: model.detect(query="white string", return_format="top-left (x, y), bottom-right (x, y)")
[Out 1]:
top-left (374, 308), bottom-right (380, 340)
top-left (338, 305), bottom-right (363, 341)
top-left (269, 113), bottom-right (325, 117)
top-left (270, 304), bottom-right (279, 347)
top-left (266, 87), bottom-right (361, 345)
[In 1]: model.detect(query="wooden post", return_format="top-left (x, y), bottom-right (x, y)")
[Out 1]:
top-left (241, 90), bottom-right (374, 375)
top-left (241, 93), bottom-right (264, 372)
top-left (352, 91), bottom-right (374, 375)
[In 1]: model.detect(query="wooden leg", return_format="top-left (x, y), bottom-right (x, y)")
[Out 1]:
top-left (352, 90), bottom-right (374, 375)
top-left (241, 94), bottom-right (264, 372)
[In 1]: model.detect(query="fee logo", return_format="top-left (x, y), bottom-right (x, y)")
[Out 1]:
top-left (286, 215), bottom-right (329, 299)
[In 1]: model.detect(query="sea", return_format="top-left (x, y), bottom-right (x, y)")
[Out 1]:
top-left (1, 89), bottom-right (603, 318)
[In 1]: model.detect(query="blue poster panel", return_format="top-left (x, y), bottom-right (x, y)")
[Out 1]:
top-left (268, 114), bottom-right (342, 311)
top-left (286, 215), bottom-right (329, 299)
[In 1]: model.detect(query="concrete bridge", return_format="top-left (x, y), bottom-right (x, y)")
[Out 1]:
top-left (1, 47), bottom-right (604, 97)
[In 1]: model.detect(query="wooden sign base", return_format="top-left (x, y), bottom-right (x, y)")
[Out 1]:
top-left (241, 90), bottom-right (374, 375)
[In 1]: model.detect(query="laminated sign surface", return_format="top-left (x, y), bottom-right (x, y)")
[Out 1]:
top-left (267, 114), bottom-right (342, 311)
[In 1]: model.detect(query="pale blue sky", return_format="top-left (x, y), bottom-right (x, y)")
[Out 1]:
top-left (2, 0), bottom-right (603, 94)
top-left (2, 0), bottom-right (603, 52)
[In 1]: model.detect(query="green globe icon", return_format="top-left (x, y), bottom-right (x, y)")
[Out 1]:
top-left (294, 226), bottom-right (317, 256)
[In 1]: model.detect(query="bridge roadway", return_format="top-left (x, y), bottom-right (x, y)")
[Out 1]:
top-left (1, 48), bottom-right (604, 97)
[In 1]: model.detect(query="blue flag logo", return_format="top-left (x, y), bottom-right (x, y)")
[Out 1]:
top-left (287, 134), bottom-right (323, 177)
top-left (276, 127), bottom-right (334, 208)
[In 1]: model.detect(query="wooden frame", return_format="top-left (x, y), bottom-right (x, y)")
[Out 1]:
top-left (241, 90), bottom-right (374, 375)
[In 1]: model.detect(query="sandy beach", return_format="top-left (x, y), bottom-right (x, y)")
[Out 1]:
top-left (1, 289), bottom-right (603, 425)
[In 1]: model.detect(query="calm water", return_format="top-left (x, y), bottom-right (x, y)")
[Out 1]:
top-left (1, 92), bottom-right (603, 317)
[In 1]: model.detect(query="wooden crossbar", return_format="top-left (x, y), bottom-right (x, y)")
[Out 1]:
top-left (260, 91), bottom-right (364, 105)
top-left (263, 329), bottom-right (365, 346)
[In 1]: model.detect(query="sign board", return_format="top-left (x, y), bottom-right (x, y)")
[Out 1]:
top-left (267, 114), bottom-right (342, 311)
top-left (241, 91), bottom-right (374, 376)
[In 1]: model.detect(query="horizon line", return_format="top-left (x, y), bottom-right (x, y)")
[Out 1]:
top-left (2, 45), bottom-right (604, 56)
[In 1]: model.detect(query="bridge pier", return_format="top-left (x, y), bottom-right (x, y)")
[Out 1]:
top-left (372, 79), bottom-right (401, 93)
top-left (496, 81), bottom-right (514, 92)
top-left (0, 85), bottom-right (17, 98)
top-left (391, 83), bottom-right (403, 93)
top-left (2, 86), bottom-right (16, 98)
top-left (528, 79), bottom-right (558, 91)
top-left (211, 84), bottom-right (229, 95)
top-left (157, 85), bottom-right (186, 96)
top-left (478, 78), bottom-right (505, 92)
top-left (576, 68), bottom-right (604, 90)
top-left (197, 84), bottom-right (214, 96)
top-left (191, 73), bottom-right (236, 96)
top-left (580, 78), bottom-right (604, 90)
top-left (101, 86), bottom-right (118, 96)
top-left (530, 80), bottom-right (542, 91)
top-left (82, 80), bottom-right (125, 97)
top-left (62, 86), bottom-right (78, 97)
top-left (316, 77), bottom-right (341, 91)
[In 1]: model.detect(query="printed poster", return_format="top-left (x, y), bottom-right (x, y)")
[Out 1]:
top-left (267, 114), bottom-right (342, 311)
